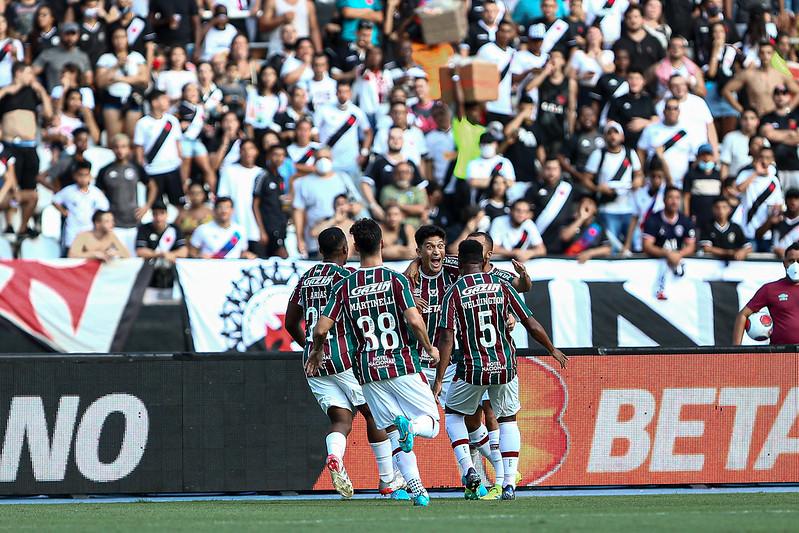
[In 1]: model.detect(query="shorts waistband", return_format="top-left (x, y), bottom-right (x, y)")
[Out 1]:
top-left (9, 139), bottom-right (37, 148)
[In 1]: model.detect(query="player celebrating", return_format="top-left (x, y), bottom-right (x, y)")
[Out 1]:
top-left (436, 240), bottom-right (568, 501)
top-left (285, 228), bottom-right (406, 499)
top-left (307, 219), bottom-right (441, 507)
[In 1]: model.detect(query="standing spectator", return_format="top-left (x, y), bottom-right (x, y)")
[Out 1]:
top-left (683, 144), bottom-right (722, 231)
top-left (583, 0), bottom-right (627, 46)
top-left (0, 62), bottom-right (52, 238)
top-left (52, 161), bottom-right (110, 250)
top-left (96, 133), bottom-right (157, 255)
top-left (244, 65), bottom-right (287, 146)
top-left (261, 0), bottom-right (323, 54)
top-left (286, 117), bottom-right (320, 179)
top-left (450, 76), bottom-right (486, 204)
top-left (175, 182), bottom-right (213, 241)
top-left (372, 101), bottom-right (427, 168)
top-left (650, 36), bottom-right (705, 99)
top-left (77, 0), bottom-right (107, 66)
top-left (699, 197), bottom-right (751, 260)
top-left (734, 146), bottom-right (783, 251)
top-left (642, 0), bottom-right (670, 49)
top-left (176, 83), bottom-right (215, 190)
top-left (606, 68), bottom-right (658, 150)
top-left (33, 23), bottom-right (92, 92)
top-left (559, 105), bottom-right (604, 184)
top-left (362, 127), bottom-right (423, 219)
top-left (590, 48), bottom-right (631, 113)
top-left (0, 15), bottom-right (24, 87)
top-left (198, 5), bottom-right (238, 62)
top-left (379, 161), bottom-right (428, 228)
top-left (720, 108), bottom-right (760, 180)
top-left (253, 144), bottom-right (290, 258)
top-left (465, 0), bottom-right (501, 54)
top-left (45, 87), bottom-right (101, 147)
top-left (49, 64), bottom-right (96, 118)
top-left (0, 143), bottom-right (17, 231)
top-left (352, 47), bottom-right (392, 126)
top-left (527, 157), bottom-right (575, 254)
top-left (691, 0), bottom-right (738, 67)
top-left (217, 139), bottom-right (264, 251)
top-left (524, 50), bottom-right (577, 157)
top-left (410, 74), bottom-right (436, 134)
top-left (136, 200), bottom-right (188, 288)
top-left (313, 81), bottom-right (372, 177)
top-left (703, 21), bottom-right (743, 138)
top-left (489, 198), bottom-right (546, 260)
top-left (273, 85), bottom-right (310, 143)
top-left (476, 19), bottom-right (518, 124)
top-left (567, 26), bottom-right (615, 107)
top-left (613, 4), bottom-right (665, 73)
top-left (150, 0), bottom-right (200, 49)
top-left (723, 42), bottom-right (799, 116)
top-left (292, 147), bottom-right (361, 258)
top-left (68, 210), bottom-right (131, 261)
top-left (642, 186), bottom-right (696, 300)
top-left (25, 4), bottom-right (58, 62)
top-left (638, 96), bottom-right (702, 188)
top-left (657, 75), bottom-right (718, 154)
top-left (338, 0), bottom-right (383, 46)
top-left (211, 0), bottom-right (257, 38)
top-left (530, 0), bottom-right (575, 55)
top-left (760, 85), bottom-right (799, 192)
top-left (424, 103), bottom-right (455, 188)
top-left (502, 96), bottom-right (540, 188)
top-left (378, 203), bottom-right (416, 260)
top-left (95, 27), bottom-right (149, 141)
top-left (155, 45), bottom-right (197, 103)
top-left (772, 189), bottom-right (799, 258)
top-left (305, 53), bottom-right (337, 110)
top-left (107, 0), bottom-right (157, 66)
top-left (43, 128), bottom-right (91, 190)
top-left (209, 110), bottom-right (247, 173)
top-left (479, 174), bottom-right (510, 223)
top-left (560, 194), bottom-right (612, 262)
top-left (583, 121), bottom-right (643, 252)
top-left (134, 90), bottom-right (184, 206)
top-left (466, 132), bottom-right (516, 205)
top-left (630, 160), bottom-right (667, 252)
top-left (189, 197), bottom-right (255, 259)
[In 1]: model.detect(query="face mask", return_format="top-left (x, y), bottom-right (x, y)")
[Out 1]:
top-left (315, 158), bottom-right (333, 174)
top-left (698, 160), bottom-right (715, 172)
top-left (84, 7), bottom-right (99, 18)
top-left (787, 262), bottom-right (799, 282)
top-left (480, 144), bottom-right (496, 158)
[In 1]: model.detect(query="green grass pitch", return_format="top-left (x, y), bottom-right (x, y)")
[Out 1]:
top-left (0, 493), bottom-right (795, 532)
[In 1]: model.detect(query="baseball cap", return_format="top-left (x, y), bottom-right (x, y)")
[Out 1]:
top-left (479, 132), bottom-right (497, 145)
top-left (61, 22), bottom-right (80, 34)
top-left (604, 121), bottom-right (624, 135)
top-left (528, 24), bottom-right (546, 40)
top-left (697, 143), bottom-right (713, 156)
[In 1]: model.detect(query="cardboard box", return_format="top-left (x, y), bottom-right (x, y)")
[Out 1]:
top-left (417, 5), bottom-right (467, 44)
top-left (439, 60), bottom-right (499, 103)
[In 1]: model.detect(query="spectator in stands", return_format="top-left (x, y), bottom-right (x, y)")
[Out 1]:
top-left (285, 118), bottom-right (319, 182)
top-left (311, 194), bottom-right (357, 248)
top-left (379, 203), bottom-right (416, 260)
top-left (134, 90), bottom-right (184, 206)
top-left (567, 26), bottom-right (615, 108)
top-left (280, 36), bottom-right (314, 86)
top-left (591, 47), bottom-right (630, 112)
top-left (650, 36), bottom-right (706, 99)
top-left (96, 133), bottom-right (157, 255)
top-left (465, 0), bottom-right (501, 54)
top-left (0, 143), bottom-right (18, 231)
top-left (642, 186), bottom-right (696, 300)
top-left (252, 143), bottom-right (290, 259)
top-left (0, 15), bottom-right (24, 87)
top-left (198, 5), bottom-right (238, 62)
top-left (156, 45), bottom-right (198, 103)
top-left (0, 62), bottom-right (52, 238)
top-left (703, 21), bottom-right (743, 138)
top-left (530, 0), bottom-right (575, 55)
top-left (379, 161), bottom-right (428, 228)
top-left (760, 85), bottom-right (799, 193)
top-left (362, 126), bottom-right (424, 220)
top-left (638, 96), bottom-right (701, 188)
top-left (189, 197), bottom-right (255, 259)
top-left (466, 132), bottom-right (516, 205)
top-left (209, 110), bottom-right (247, 173)
top-left (175, 182), bottom-right (213, 241)
top-left (410, 74), bottom-right (436, 134)
top-left (305, 53), bottom-right (337, 110)
top-left (657, 75), bottom-right (718, 155)
top-left (606, 68), bottom-right (658, 150)
top-left (525, 49), bottom-right (577, 157)
top-left (216, 138), bottom-right (263, 253)
top-left (683, 144), bottom-right (723, 231)
top-left (352, 47), bottom-right (391, 126)
top-left (77, 0), bottom-right (107, 66)
top-left (528, 157), bottom-right (575, 254)
top-left (244, 65), bottom-right (286, 146)
top-left (772, 189), bottom-right (799, 258)
top-left (642, 0), bottom-right (670, 50)
top-left (723, 42), bottom-right (799, 116)
top-left (699, 196), bottom-right (751, 260)
top-left (68, 210), bottom-right (131, 261)
top-left (631, 160), bottom-right (667, 252)
top-left (314, 81), bottom-right (372, 177)
top-left (24, 4), bottom-right (58, 61)
top-left (261, 0), bottom-right (323, 54)
top-left (560, 194), bottom-right (612, 262)
top-left (720, 108), bottom-right (759, 180)
top-left (502, 96), bottom-right (540, 189)
top-left (479, 174), bottom-right (510, 224)
top-left (373, 101), bottom-right (427, 168)
top-left (274, 85), bottom-right (311, 143)
top-left (489, 198), bottom-right (546, 260)
top-left (614, 4), bottom-right (665, 73)
top-left (476, 19), bottom-right (517, 125)
top-left (107, 0), bottom-right (157, 66)
top-left (53, 161), bottom-right (110, 251)
top-left (558, 105), bottom-right (603, 185)
top-left (50, 63), bottom-right (96, 115)
top-left (136, 200), bottom-right (188, 288)
top-left (339, 0), bottom-right (383, 46)
top-left (33, 23), bottom-right (92, 92)
top-left (691, 0), bottom-right (739, 68)
top-left (150, 0), bottom-right (200, 48)
top-left (45, 87), bottom-right (101, 147)
top-left (735, 146), bottom-right (783, 251)
top-left (424, 103), bottom-right (455, 188)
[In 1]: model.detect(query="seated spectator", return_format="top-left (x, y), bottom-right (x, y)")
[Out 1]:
top-left (189, 197), bottom-right (255, 259)
top-left (68, 210), bottom-right (130, 261)
top-left (720, 109), bottom-right (759, 180)
top-left (175, 182), bottom-right (214, 241)
top-left (772, 189), bottom-right (799, 258)
top-left (136, 201), bottom-right (188, 288)
top-left (560, 195), bottom-right (612, 263)
top-left (642, 186), bottom-right (696, 300)
top-left (379, 161), bottom-right (428, 228)
top-left (466, 133), bottom-right (516, 205)
top-left (217, 139), bottom-right (264, 252)
top-left (479, 174), bottom-right (510, 224)
top-left (699, 197), bottom-right (751, 261)
top-left (96, 133), bottom-right (157, 255)
top-left (489, 198), bottom-right (546, 260)
top-left (638, 96), bottom-right (701, 188)
top-left (734, 146), bottom-right (783, 251)
top-left (253, 144), bottom-right (290, 259)
top-left (379, 204), bottom-right (416, 261)
top-left (53, 161), bottom-right (110, 250)
top-left (683, 144), bottom-right (722, 231)
top-left (527, 158), bottom-right (575, 254)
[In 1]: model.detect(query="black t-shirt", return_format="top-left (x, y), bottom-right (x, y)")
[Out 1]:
top-left (560, 130), bottom-right (605, 173)
top-left (465, 21), bottom-right (492, 53)
top-left (0, 86), bottom-right (40, 114)
top-left (691, 16), bottom-right (740, 67)
top-left (327, 42), bottom-right (363, 75)
top-left (108, 16), bottom-right (157, 58)
top-left (760, 110), bottom-right (799, 171)
top-left (527, 181), bottom-right (574, 254)
top-left (150, 0), bottom-right (198, 46)
top-left (96, 161), bottom-right (148, 228)
top-left (504, 122), bottom-right (539, 183)
top-left (530, 17), bottom-right (575, 54)
top-left (252, 167), bottom-right (288, 236)
top-left (273, 108), bottom-right (311, 138)
top-left (683, 167), bottom-right (722, 230)
top-left (614, 34), bottom-right (665, 73)
top-left (479, 198), bottom-right (509, 221)
top-left (643, 210), bottom-right (697, 249)
top-left (663, 0), bottom-right (695, 38)
top-left (562, 218), bottom-right (610, 256)
top-left (363, 155), bottom-right (423, 198)
top-left (699, 221), bottom-right (748, 250)
top-left (78, 22), bottom-right (107, 65)
top-left (606, 91), bottom-right (657, 149)
top-left (534, 76), bottom-right (569, 142)
top-left (136, 222), bottom-right (186, 251)
top-left (590, 73), bottom-right (626, 109)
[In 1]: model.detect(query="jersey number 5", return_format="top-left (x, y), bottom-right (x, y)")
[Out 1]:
top-left (478, 310), bottom-right (497, 348)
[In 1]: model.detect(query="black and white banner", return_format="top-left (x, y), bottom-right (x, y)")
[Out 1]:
top-left (177, 258), bottom-right (787, 352)
top-left (0, 259), bottom-right (151, 352)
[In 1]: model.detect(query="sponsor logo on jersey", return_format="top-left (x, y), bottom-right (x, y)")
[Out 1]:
top-left (350, 280), bottom-right (391, 297)
top-left (304, 275), bottom-right (333, 287)
top-left (462, 283), bottom-right (501, 297)
top-left (778, 292), bottom-right (789, 302)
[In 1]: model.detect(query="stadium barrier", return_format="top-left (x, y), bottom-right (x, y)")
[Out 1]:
top-left (0, 349), bottom-right (795, 496)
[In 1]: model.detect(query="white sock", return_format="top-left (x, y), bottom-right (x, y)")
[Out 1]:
top-left (469, 425), bottom-right (490, 483)
top-left (445, 413), bottom-right (473, 476)
top-left (369, 439), bottom-right (394, 483)
top-left (410, 415), bottom-right (439, 438)
top-left (499, 422), bottom-right (520, 488)
top-left (388, 430), bottom-right (423, 495)
top-left (325, 432), bottom-right (347, 460)
top-left (488, 429), bottom-right (504, 486)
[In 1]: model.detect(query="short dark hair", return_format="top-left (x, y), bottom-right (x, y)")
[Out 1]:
top-left (74, 160), bottom-right (92, 173)
top-left (625, 4), bottom-right (643, 18)
top-left (713, 196), bottom-right (731, 207)
top-left (467, 231), bottom-right (493, 250)
top-left (318, 227), bottom-right (347, 257)
top-left (215, 196), bottom-right (234, 208)
top-left (72, 127), bottom-right (90, 138)
top-left (92, 210), bottom-right (110, 224)
top-left (350, 218), bottom-right (382, 255)
top-left (11, 62), bottom-right (27, 77)
top-left (146, 89), bottom-right (166, 103)
top-left (723, 177), bottom-right (737, 189)
top-left (458, 239), bottom-right (484, 266)
top-left (786, 188), bottom-right (799, 201)
top-left (510, 198), bottom-right (531, 210)
top-left (664, 185), bottom-right (682, 198)
top-left (786, 242), bottom-right (799, 255)
top-left (627, 68), bottom-right (645, 77)
top-left (414, 225), bottom-right (447, 247)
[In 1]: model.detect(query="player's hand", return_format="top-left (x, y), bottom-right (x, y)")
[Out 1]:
top-left (432, 379), bottom-right (443, 398)
top-left (427, 347), bottom-right (440, 365)
top-left (305, 349), bottom-right (323, 376)
top-left (415, 296), bottom-right (429, 313)
top-left (551, 348), bottom-right (568, 369)
top-left (506, 314), bottom-right (517, 330)
top-left (511, 259), bottom-right (527, 277)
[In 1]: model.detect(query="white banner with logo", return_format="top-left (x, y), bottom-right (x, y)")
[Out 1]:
top-left (176, 258), bottom-right (788, 352)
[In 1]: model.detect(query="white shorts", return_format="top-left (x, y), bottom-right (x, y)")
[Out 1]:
top-left (306, 369), bottom-right (365, 414)
top-left (423, 364), bottom-right (489, 405)
top-left (445, 376), bottom-right (520, 418)
top-left (362, 373), bottom-right (440, 430)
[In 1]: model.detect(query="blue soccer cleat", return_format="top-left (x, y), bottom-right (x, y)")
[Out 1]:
top-left (391, 489), bottom-right (411, 501)
top-left (394, 415), bottom-right (414, 452)
top-left (463, 467), bottom-right (482, 492)
top-left (413, 490), bottom-right (430, 507)
top-left (501, 485), bottom-right (516, 501)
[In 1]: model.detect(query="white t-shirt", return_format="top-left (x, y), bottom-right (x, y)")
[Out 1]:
top-left (637, 121), bottom-right (701, 188)
top-left (304, 75), bottom-right (338, 109)
top-left (280, 55), bottom-right (313, 85)
top-left (50, 86), bottom-right (96, 110)
top-left (489, 215), bottom-right (543, 251)
top-left (466, 155), bottom-right (517, 184)
top-left (655, 94), bottom-right (713, 144)
top-left (585, 147), bottom-right (642, 215)
top-left (477, 42), bottom-right (515, 116)
top-left (292, 173), bottom-right (351, 252)
top-left (287, 141), bottom-right (321, 166)
top-left (244, 89), bottom-right (287, 129)
top-left (584, 0), bottom-right (629, 45)
top-left (216, 163), bottom-right (264, 242)
top-left (190, 220), bottom-right (249, 258)
top-left (569, 49), bottom-right (614, 87)
top-left (313, 102), bottom-right (370, 173)
top-left (133, 113), bottom-right (183, 175)
top-left (733, 169), bottom-right (783, 239)
top-left (0, 38), bottom-right (24, 87)
top-left (156, 70), bottom-right (198, 100)
top-left (720, 130), bottom-right (752, 178)
top-left (372, 125), bottom-right (428, 166)
top-left (201, 24), bottom-right (239, 61)
top-left (425, 128), bottom-right (455, 185)
top-left (52, 185), bottom-right (110, 246)
top-left (96, 51), bottom-right (146, 101)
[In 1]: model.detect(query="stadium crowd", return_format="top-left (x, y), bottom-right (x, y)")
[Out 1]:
top-left (0, 0), bottom-right (798, 275)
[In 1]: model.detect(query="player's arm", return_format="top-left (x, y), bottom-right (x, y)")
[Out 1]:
top-left (285, 301), bottom-right (306, 348)
top-left (434, 328), bottom-right (455, 397)
top-left (520, 315), bottom-right (567, 368)
top-left (732, 306), bottom-right (754, 346)
top-left (403, 307), bottom-right (438, 363)
top-left (511, 259), bottom-right (532, 292)
top-left (306, 314), bottom-right (335, 375)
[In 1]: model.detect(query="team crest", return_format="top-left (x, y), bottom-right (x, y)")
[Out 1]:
top-left (778, 293), bottom-right (789, 302)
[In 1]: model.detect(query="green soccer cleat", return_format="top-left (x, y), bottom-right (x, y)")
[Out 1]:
top-left (516, 471), bottom-right (523, 485)
top-left (464, 484), bottom-right (488, 500)
top-left (394, 415), bottom-right (414, 452)
top-left (480, 484), bottom-right (502, 500)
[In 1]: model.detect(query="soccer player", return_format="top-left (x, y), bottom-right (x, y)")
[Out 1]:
top-left (307, 219), bottom-right (441, 507)
top-left (436, 239), bottom-right (568, 500)
top-left (285, 227), bottom-right (405, 499)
